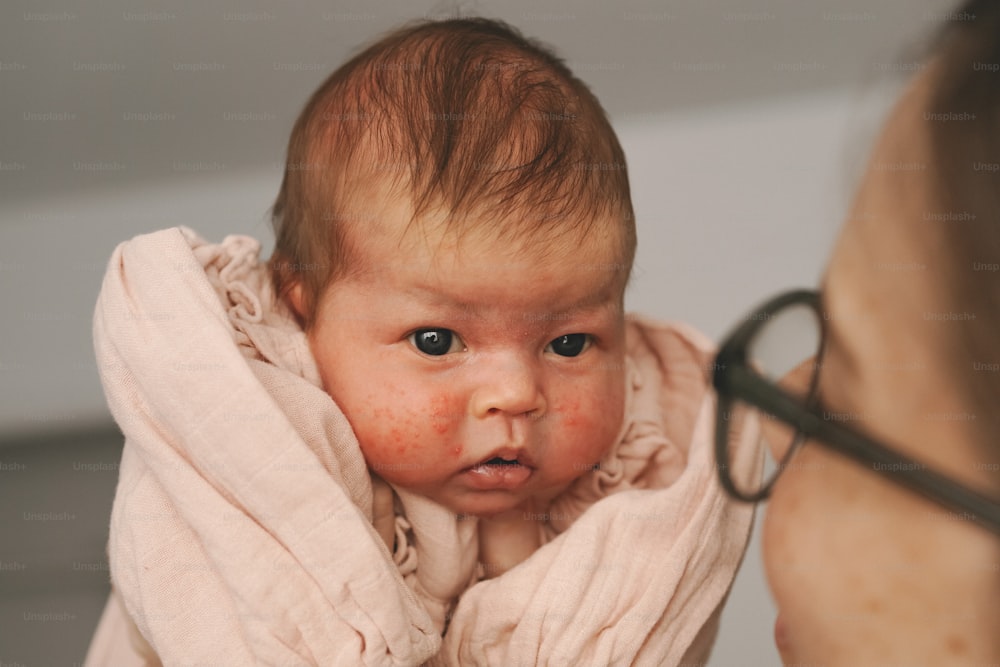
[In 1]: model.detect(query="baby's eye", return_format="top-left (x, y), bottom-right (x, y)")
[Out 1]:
top-left (408, 328), bottom-right (464, 356)
top-left (546, 333), bottom-right (591, 357)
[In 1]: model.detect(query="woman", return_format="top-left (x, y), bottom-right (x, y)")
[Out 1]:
top-left (712, 1), bottom-right (999, 664)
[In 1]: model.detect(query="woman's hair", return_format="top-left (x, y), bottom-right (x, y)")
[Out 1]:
top-left (922, 0), bottom-right (1000, 458)
top-left (269, 17), bottom-right (635, 328)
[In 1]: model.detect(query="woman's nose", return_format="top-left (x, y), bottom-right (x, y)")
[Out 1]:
top-left (469, 354), bottom-right (547, 419)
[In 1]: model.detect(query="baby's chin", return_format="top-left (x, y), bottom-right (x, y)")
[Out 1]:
top-left (438, 480), bottom-right (579, 519)
top-left (378, 465), bottom-right (590, 518)
top-left (434, 489), bottom-right (530, 519)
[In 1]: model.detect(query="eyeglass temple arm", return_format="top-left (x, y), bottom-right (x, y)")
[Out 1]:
top-left (727, 366), bottom-right (1000, 536)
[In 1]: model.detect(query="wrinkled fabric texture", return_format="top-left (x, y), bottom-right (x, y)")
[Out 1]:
top-left (84, 227), bottom-right (760, 667)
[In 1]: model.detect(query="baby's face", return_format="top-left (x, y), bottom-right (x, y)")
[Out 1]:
top-left (300, 202), bottom-right (628, 517)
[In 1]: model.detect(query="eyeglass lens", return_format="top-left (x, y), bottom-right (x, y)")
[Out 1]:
top-left (725, 303), bottom-right (824, 497)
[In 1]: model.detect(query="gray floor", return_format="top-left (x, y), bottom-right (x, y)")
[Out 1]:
top-left (0, 426), bottom-right (122, 666)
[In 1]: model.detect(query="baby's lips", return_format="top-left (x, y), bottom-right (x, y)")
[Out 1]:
top-left (468, 445), bottom-right (537, 470)
top-left (463, 460), bottom-right (534, 490)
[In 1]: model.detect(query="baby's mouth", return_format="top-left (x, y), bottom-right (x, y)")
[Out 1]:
top-left (482, 456), bottom-right (520, 466)
top-left (468, 456), bottom-right (529, 475)
top-left (466, 448), bottom-right (536, 471)
top-left (461, 449), bottom-right (536, 489)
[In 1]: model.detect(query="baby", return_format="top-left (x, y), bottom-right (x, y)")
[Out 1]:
top-left (86, 16), bottom-right (756, 666)
top-left (269, 17), bottom-right (634, 575)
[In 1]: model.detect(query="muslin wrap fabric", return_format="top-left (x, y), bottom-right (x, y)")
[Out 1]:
top-left (84, 227), bottom-right (760, 667)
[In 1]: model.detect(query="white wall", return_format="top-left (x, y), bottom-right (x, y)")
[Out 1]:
top-left (621, 86), bottom-right (895, 337)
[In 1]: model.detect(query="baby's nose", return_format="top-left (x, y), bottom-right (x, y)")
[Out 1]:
top-left (469, 356), bottom-right (547, 419)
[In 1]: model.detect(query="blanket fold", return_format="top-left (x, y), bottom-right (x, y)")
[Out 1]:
top-left (84, 227), bottom-right (760, 667)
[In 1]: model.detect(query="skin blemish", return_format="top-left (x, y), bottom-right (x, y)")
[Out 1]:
top-left (945, 634), bottom-right (968, 656)
top-left (388, 427), bottom-right (407, 454)
top-left (430, 394), bottom-right (455, 417)
top-left (452, 444), bottom-right (463, 457)
top-left (555, 398), bottom-right (583, 427)
top-left (429, 393), bottom-right (460, 433)
top-left (862, 597), bottom-right (884, 614)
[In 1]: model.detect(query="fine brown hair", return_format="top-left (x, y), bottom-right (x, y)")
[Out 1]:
top-left (270, 17), bottom-right (635, 328)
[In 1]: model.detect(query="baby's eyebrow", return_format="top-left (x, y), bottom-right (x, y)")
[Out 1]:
top-left (402, 285), bottom-right (621, 319)
top-left (401, 286), bottom-right (478, 312)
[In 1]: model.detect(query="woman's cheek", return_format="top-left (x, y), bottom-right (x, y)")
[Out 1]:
top-left (761, 452), bottom-right (835, 662)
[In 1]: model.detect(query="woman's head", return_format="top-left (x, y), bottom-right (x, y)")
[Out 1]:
top-left (763, 2), bottom-right (1000, 664)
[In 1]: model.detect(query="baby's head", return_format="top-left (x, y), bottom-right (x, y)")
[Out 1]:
top-left (271, 18), bottom-right (635, 517)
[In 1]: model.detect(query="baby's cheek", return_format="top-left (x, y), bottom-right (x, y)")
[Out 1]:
top-left (357, 391), bottom-right (464, 483)
top-left (555, 389), bottom-right (623, 461)
top-left (429, 393), bottom-right (464, 436)
top-left (555, 397), bottom-right (583, 428)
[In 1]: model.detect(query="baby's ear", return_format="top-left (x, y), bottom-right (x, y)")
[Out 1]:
top-left (285, 282), bottom-right (307, 321)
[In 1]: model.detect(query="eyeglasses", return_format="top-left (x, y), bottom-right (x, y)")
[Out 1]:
top-left (712, 288), bottom-right (1000, 536)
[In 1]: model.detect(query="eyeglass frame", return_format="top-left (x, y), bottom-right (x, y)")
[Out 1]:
top-left (712, 288), bottom-right (1000, 536)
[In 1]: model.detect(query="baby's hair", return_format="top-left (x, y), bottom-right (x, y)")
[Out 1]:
top-left (270, 17), bottom-right (635, 328)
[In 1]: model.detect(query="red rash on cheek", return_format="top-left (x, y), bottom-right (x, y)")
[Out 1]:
top-left (429, 393), bottom-right (462, 434)
top-left (388, 427), bottom-right (407, 454)
top-left (557, 395), bottom-right (618, 462)
top-left (555, 398), bottom-right (582, 427)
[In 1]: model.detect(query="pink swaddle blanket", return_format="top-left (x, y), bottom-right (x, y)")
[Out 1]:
top-left (84, 227), bottom-right (759, 666)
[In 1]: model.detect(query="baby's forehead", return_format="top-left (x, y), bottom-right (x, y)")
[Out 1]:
top-left (359, 200), bottom-right (621, 262)
top-left (349, 222), bottom-right (627, 311)
top-left (369, 242), bottom-right (626, 319)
